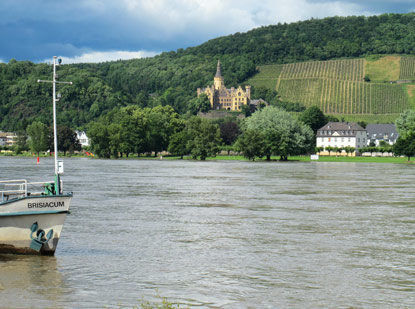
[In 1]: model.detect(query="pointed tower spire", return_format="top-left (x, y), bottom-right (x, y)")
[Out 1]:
top-left (214, 59), bottom-right (225, 90)
top-left (215, 59), bottom-right (222, 77)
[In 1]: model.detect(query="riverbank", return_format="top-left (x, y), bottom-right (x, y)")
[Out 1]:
top-left (209, 155), bottom-right (415, 164)
top-left (1, 152), bottom-right (414, 164)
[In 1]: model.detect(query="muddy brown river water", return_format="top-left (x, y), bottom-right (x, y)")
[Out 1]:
top-left (0, 157), bottom-right (414, 308)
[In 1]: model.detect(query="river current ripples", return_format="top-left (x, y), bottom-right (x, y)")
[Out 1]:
top-left (0, 157), bottom-right (414, 308)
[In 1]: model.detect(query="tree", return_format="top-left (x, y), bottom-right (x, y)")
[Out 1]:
top-left (185, 117), bottom-right (222, 160)
top-left (146, 105), bottom-right (183, 156)
top-left (344, 146), bottom-right (355, 156)
top-left (357, 121), bottom-right (367, 129)
top-left (27, 121), bottom-right (48, 156)
top-left (168, 130), bottom-right (190, 159)
top-left (221, 144), bottom-right (235, 156)
top-left (365, 146), bottom-right (377, 155)
top-left (378, 140), bottom-right (392, 154)
top-left (235, 129), bottom-right (266, 161)
top-left (219, 121), bottom-right (240, 145)
top-left (241, 104), bottom-right (252, 117)
top-left (395, 109), bottom-right (415, 136)
top-left (299, 106), bottom-right (327, 133)
top-left (316, 146), bottom-right (324, 154)
top-left (108, 123), bottom-right (122, 158)
top-left (393, 132), bottom-right (415, 161)
top-left (88, 121), bottom-right (111, 158)
top-left (15, 130), bottom-right (28, 154)
top-left (251, 86), bottom-right (279, 104)
top-left (117, 106), bottom-right (150, 156)
top-left (275, 101), bottom-right (305, 112)
top-left (189, 94), bottom-right (211, 115)
top-left (325, 146), bottom-right (334, 156)
top-left (56, 126), bottom-right (81, 156)
top-left (325, 115), bottom-right (339, 122)
top-left (241, 106), bottom-right (314, 161)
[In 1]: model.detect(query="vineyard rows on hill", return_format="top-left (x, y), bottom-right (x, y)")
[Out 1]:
top-left (277, 79), bottom-right (410, 114)
top-left (279, 59), bottom-right (364, 81)
top-left (248, 64), bottom-right (282, 90)
top-left (399, 56), bottom-right (415, 80)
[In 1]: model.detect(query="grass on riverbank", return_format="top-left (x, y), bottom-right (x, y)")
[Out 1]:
top-left (2, 152), bottom-right (415, 164)
top-left (209, 155), bottom-right (414, 164)
top-left (289, 155), bottom-right (414, 163)
top-left (0, 151), bottom-right (90, 158)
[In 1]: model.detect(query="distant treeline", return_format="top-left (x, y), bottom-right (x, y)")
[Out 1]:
top-left (2, 13), bottom-right (415, 131)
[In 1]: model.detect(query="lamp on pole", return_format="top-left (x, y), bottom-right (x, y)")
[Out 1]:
top-left (38, 56), bottom-right (72, 194)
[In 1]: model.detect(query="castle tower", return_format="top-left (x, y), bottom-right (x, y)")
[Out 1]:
top-left (245, 85), bottom-right (251, 99)
top-left (214, 60), bottom-right (225, 90)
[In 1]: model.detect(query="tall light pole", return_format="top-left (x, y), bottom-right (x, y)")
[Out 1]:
top-left (38, 56), bottom-right (72, 194)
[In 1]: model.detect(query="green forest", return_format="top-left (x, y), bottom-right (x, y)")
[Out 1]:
top-left (3, 13), bottom-right (415, 131)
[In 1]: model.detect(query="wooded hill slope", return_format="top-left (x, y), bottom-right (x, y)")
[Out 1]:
top-left (2, 13), bottom-right (415, 131)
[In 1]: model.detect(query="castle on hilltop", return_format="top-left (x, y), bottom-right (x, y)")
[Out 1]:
top-left (197, 60), bottom-right (251, 111)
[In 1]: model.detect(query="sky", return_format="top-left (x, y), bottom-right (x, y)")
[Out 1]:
top-left (1, 0), bottom-right (415, 64)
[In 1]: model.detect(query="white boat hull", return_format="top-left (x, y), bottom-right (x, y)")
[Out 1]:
top-left (0, 194), bottom-right (72, 255)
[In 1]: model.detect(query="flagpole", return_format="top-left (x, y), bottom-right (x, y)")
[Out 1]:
top-left (38, 56), bottom-right (72, 194)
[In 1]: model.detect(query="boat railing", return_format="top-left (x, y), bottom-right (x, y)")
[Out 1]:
top-left (0, 179), bottom-right (59, 203)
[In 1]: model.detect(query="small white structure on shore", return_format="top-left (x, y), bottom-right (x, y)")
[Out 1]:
top-left (0, 132), bottom-right (17, 147)
top-left (75, 130), bottom-right (90, 147)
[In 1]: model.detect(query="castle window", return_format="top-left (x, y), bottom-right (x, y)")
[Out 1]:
top-left (238, 92), bottom-right (241, 96)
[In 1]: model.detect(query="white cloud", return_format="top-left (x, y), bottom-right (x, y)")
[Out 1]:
top-left (1, 0), bottom-right (403, 61)
top-left (45, 50), bottom-right (160, 64)
top-left (118, 0), bottom-right (370, 39)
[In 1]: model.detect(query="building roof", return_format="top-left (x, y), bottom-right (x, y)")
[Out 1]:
top-left (215, 60), bottom-right (223, 78)
top-left (318, 122), bottom-right (364, 131)
top-left (366, 124), bottom-right (399, 142)
top-left (317, 122), bottom-right (365, 137)
top-left (250, 99), bottom-right (269, 106)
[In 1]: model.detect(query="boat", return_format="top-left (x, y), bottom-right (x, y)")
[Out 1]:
top-left (0, 56), bottom-right (73, 255)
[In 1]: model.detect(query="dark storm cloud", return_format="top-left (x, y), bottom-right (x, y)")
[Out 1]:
top-left (0, 0), bottom-right (414, 63)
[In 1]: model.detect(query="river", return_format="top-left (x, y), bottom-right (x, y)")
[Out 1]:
top-left (0, 157), bottom-right (414, 308)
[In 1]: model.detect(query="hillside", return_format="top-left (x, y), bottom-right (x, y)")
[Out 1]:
top-left (3, 13), bottom-right (415, 130)
top-left (248, 55), bottom-right (415, 123)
